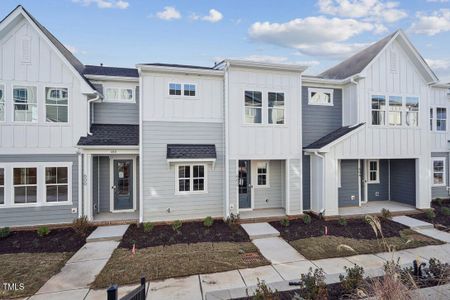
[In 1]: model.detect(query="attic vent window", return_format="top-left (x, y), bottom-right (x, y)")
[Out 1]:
top-left (390, 50), bottom-right (397, 73)
top-left (21, 36), bottom-right (31, 64)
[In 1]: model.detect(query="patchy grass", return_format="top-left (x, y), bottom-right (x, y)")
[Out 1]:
top-left (0, 252), bottom-right (73, 299)
top-left (290, 230), bottom-right (443, 260)
top-left (92, 242), bottom-right (269, 288)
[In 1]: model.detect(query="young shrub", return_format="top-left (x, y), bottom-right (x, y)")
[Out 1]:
top-left (280, 217), bottom-right (290, 227)
top-left (172, 220), bottom-right (182, 232)
top-left (0, 227), bottom-right (10, 239)
top-left (143, 222), bottom-right (154, 233)
top-left (436, 198), bottom-right (443, 207)
top-left (297, 267), bottom-right (327, 300)
top-left (203, 216), bottom-right (214, 228)
top-left (441, 207), bottom-right (450, 216)
top-left (425, 209), bottom-right (436, 221)
top-left (72, 216), bottom-right (91, 236)
top-left (252, 278), bottom-right (279, 300)
top-left (303, 214), bottom-right (312, 225)
top-left (339, 264), bottom-right (365, 294)
top-left (381, 208), bottom-right (392, 219)
top-left (226, 213), bottom-right (240, 230)
top-left (37, 226), bottom-right (50, 237)
top-left (338, 217), bottom-right (348, 226)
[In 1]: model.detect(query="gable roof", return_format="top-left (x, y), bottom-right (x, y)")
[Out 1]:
top-left (304, 123), bottom-right (365, 150)
top-left (77, 124), bottom-right (139, 146)
top-left (83, 65), bottom-right (139, 78)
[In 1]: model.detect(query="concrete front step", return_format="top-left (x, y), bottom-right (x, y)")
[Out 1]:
top-left (86, 224), bottom-right (129, 242)
top-left (392, 215), bottom-right (434, 230)
top-left (240, 222), bottom-right (279, 240)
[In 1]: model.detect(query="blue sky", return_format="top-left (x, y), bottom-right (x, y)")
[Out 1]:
top-left (2, 0), bottom-right (450, 81)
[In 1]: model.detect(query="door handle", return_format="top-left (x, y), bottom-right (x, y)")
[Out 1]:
top-left (112, 185), bottom-right (117, 190)
top-left (248, 184), bottom-right (253, 188)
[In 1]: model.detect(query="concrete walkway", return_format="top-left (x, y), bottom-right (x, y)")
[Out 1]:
top-left (392, 215), bottom-right (450, 243)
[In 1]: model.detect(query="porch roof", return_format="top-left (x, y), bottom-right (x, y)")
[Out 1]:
top-left (303, 123), bottom-right (365, 150)
top-left (77, 124), bottom-right (139, 146)
top-left (166, 144), bottom-right (216, 159)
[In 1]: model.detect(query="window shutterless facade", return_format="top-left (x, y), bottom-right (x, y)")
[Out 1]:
top-left (371, 95), bottom-right (386, 125)
top-left (13, 86), bottom-right (37, 122)
top-left (367, 160), bottom-right (379, 184)
top-left (256, 162), bottom-right (269, 187)
top-left (0, 85), bottom-right (4, 122)
top-left (388, 96), bottom-right (402, 126)
top-left (405, 97), bottom-right (419, 127)
top-left (45, 167), bottom-right (68, 202)
top-left (168, 83), bottom-right (196, 97)
top-left (169, 83), bottom-right (182, 96)
top-left (105, 87), bottom-right (134, 102)
top-left (268, 92), bottom-right (285, 124)
top-left (175, 164), bottom-right (207, 194)
top-left (432, 158), bottom-right (446, 186)
top-left (244, 91), bottom-right (262, 124)
top-left (46, 87), bottom-right (68, 122)
top-left (13, 167), bottom-right (37, 204)
top-left (183, 84), bottom-right (196, 96)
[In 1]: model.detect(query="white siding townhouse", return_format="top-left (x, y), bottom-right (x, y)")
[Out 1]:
top-left (0, 6), bottom-right (449, 227)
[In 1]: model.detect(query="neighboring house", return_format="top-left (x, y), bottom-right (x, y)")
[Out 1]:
top-left (0, 6), bottom-right (449, 227)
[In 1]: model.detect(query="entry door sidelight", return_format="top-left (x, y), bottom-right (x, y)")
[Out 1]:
top-left (238, 160), bottom-right (251, 209)
top-left (113, 160), bottom-right (133, 211)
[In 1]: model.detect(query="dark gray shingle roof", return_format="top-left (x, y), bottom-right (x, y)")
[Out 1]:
top-left (77, 124), bottom-right (139, 146)
top-left (304, 123), bottom-right (365, 150)
top-left (320, 31), bottom-right (397, 80)
top-left (83, 65), bottom-right (139, 77)
top-left (167, 144), bottom-right (217, 159)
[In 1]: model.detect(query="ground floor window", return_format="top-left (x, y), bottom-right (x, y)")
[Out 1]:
top-left (367, 160), bottom-right (379, 184)
top-left (432, 158), bottom-right (446, 186)
top-left (176, 164), bottom-right (207, 194)
top-left (45, 167), bottom-right (69, 202)
top-left (13, 167), bottom-right (37, 204)
top-left (256, 162), bottom-right (269, 186)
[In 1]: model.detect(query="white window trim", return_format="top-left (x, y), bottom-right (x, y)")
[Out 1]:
top-left (255, 161), bottom-right (270, 188)
top-left (0, 162), bottom-right (72, 208)
top-left (0, 83), bottom-right (4, 123)
top-left (244, 90), bottom-right (263, 125)
top-left (432, 157), bottom-right (446, 187)
top-left (103, 87), bottom-right (136, 103)
top-left (268, 91), bottom-right (285, 125)
top-left (366, 160), bottom-right (380, 184)
top-left (308, 88), bottom-right (334, 106)
top-left (44, 165), bottom-right (71, 204)
top-left (435, 106), bottom-right (447, 133)
top-left (370, 93), bottom-right (421, 128)
top-left (242, 89), bottom-right (288, 126)
top-left (174, 163), bottom-right (208, 195)
top-left (45, 86), bottom-right (69, 124)
top-left (167, 82), bottom-right (198, 99)
top-left (12, 85), bottom-right (38, 123)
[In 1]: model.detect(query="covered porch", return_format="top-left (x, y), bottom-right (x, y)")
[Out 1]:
top-left (339, 200), bottom-right (417, 217)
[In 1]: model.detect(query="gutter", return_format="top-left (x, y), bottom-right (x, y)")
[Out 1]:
top-left (87, 92), bottom-right (102, 136)
top-left (224, 61), bottom-right (230, 219)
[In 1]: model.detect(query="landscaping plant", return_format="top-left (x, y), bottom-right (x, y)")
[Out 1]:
top-left (381, 208), bottom-right (392, 219)
top-left (425, 209), bottom-right (436, 221)
top-left (441, 207), bottom-right (450, 216)
top-left (0, 227), bottom-right (10, 239)
top-left (303, 214), bottom-right (311, 225)
top-left (435, 198), bottom-right (443, 207)
top-left (37, 226), bottom-right (50, 237)
top-left (295, 267), bottom-right (327, 300)
top-left (252, 278), bottom-right (279, 300)
top-left (72, 216), bottom-right (91, 236)
top-left (226, 213), bottom-right (240, 230)
top-left (203, 216), bottom-right (214, 228)
top-left (338, 217), bottom-right (347, 226)
top-left (339, 264), bottom-right (366, 295)
top-left (280, 217), bottom-right (290, 227)
top-left (172, 220), bottom-right (182, 232)
top-left (143, 222), bottom-right (154, 233)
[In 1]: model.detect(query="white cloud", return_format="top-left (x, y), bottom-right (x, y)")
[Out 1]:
top-left (72, 0), bottom-right (129, 9)
top-left (191, 9), bottom-right (223, 23)
top-left (410, 9), bottom-right (450, 36)
top-left (426, 0), bottom-right (449, 2)
top-left (426, 58), bottom-right (450, 70)
top-left (213, 55), bottom-right (320, 67)
top-left (156, 6), bottom-right (181, 21)
top-left (318, 0), bottom-right (407, 23)
top-left (249, 16), bottom-right (378, 58)
top-left (64, 44), bottom-right (87, 55)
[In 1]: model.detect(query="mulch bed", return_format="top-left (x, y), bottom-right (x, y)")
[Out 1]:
top-left (409, 200), bottom-right (450, 231)
top-left (270, 214), bottom-right (408, 241)
top-left (0, 227), bottom-right (95, 254)
top-left (120, 220), bottom-right (249, 249)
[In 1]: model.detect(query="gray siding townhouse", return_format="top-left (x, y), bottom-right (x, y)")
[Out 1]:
top-left (0, 6), bottom-right (449, 227)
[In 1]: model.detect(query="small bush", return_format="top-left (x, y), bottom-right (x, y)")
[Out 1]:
top-left (143, 222), bottom-right (154, 233)
top-left (37, 226), bottom-right (50, 237)
top-left (436, 198), bottom-right (443, 207)
top-left (226, 213), bottom-right (240, 229)
top-left (297, 267), bottom-right (327, 300)
top-left (338, 217), bottom-right (348, 226)
top-left (441, 207), bottom-right (450, 216)
top-left (0, 227), bottom-right (10, 239)
top-left (72, 216), bottom-right (91, 236)
top-left (427, 258), bottom-right (449, 280)
top-left (339, 264), bottom-right (365, 294)
top-left (381, 208), bottom-right (392, 219)
top-left (203, 216), bottom-right (214, 228)
top-left (172, 220), bottom-right (182, 232)
top-left (280, 217), bottom-right (290, 227)
top-left (303, 214), bottom-right (312, 224)
top-left (425, 209), bottom-right (436, 221)
top-left (252, 278), bottom-right (279, 300)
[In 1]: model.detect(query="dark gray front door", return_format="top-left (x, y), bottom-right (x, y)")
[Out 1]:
top-left (238, 160), bottom-right (251, 209)
top-left (113, 160), bottom-right (133, 211)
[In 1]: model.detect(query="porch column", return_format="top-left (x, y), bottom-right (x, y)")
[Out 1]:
top-left (83, 153), bottom-right (93, 221)
top-left (228, 159), bottom-right (239, 217)
top-left (416, 157), bottom-right (431, 209)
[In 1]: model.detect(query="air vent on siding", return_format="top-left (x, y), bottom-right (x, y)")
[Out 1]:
top-left (390, 50), bottom-right (397, 73)
top-left (21, 36), bottom-right (31, 64)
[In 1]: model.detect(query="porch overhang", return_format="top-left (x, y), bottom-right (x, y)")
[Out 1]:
top-left (303, 123), bottom-right (365, 153)
top-left (166, 144), bottom-right (217, 168)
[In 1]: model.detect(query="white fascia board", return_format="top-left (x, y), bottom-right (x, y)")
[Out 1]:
top-left (136, 65), bottom-right (224, 77)
top-left (85, 74), bottom-right (139, 83)
top-left (226, 59), bottom-right (308, 73)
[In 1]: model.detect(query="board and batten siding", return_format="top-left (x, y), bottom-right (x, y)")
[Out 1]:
top-left (0, 154), bottom-right (79, 227)
top-left (389, 159), bottom-right (416, 205)
top-left (0, 17), bottom-right (88, 154)
top-left (431, 152), bottom-right (450, 199)
top-left (141, 121), bottom-right (224, 221)
top-left (302, 86), bottom-right (343, 210)
top-left (367, 159), bottom-right (389, 201)
top-left (338, 160), bottom-right (359, 207)
top-left (288, 158), bottom-right (302, 214)
top-left (253, 160), bottom-right (284, 209)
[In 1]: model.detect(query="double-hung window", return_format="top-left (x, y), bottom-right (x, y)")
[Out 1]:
top-left (176, 164), bottom-right (206, 194)
top-left (388, 96), bottom-right (402, 126)
top-left (432, 158), bottom-right (446, 186)
top-left (405, 97), bottom-right (419, 127)
top-left (0, 85), bottom-right (4, 122)
top-left (367, 160), bottom-right (379, 184)
top-left (13, 167), bottom-right (37, 204)
top-left (256, 162), bottom-right (269, 187)
top-left (436, 107), bottom-right (447, 131)
top-left (184, 84), bottom-right (196, 96)
top-left (46, 87), bottom-right (68, 122)
top-left (0, 168), bottom-right (4, 205)
top-left (268, 92), bottom-right (285, 124)
top-left (45, 167), bottom-right (69, 203)
top-left (13, 86), bottom-right (37, 122)
top-left (169, 83), bottom-right (182, 96)
top-left (244, 91), bottom-right (262, 124)
top-left (371, 95), bottom-right (386, 125)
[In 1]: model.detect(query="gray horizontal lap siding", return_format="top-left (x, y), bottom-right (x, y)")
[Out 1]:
top-left (93, 86), bottom-right (139, 125)
top-left (254, 160), bottom-right (283, 209)
top-left (93, 156), bottom-right (111, 213)
top-left (142, 121), bottom-right (224, 221)
top-left (390, 159), bottom-right (416, 206)
top-left (367, 159), bottom-right (389, 201)
top-left (302, 86), bottom-right (343, 210)
top-left (338, 160), bottom-right (359, 207)
top-left (431, 152), bottom-right (450, 199)
top-left (0, 154), bottom-right (79, 227)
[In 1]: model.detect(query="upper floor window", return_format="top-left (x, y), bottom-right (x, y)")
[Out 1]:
top-left (169, 83), bottom-right (182, 96)
top-left (430, 108), bottom-right (433, 131)
top-left (432, 158), bottom-right (446, 186)
top-left (244, 91), bottom-right (262, 124)
top-left (105, 87), bottom-right (134, 102)
top-left (308, 88), bottom-right (333, 106)
top-left (168, 83), bottom-right (196, 97)
top-left (0, 85), bottom-right (4, 122)
top-left (371, 95), bottom-right (386, 125)
top-left (268, 92), bottom-right (285, 124)
top-left (13, 86), bottom-right (37, 122)
top-left (388, 96), bottom-right (402, 126)
top-left (436, 107), bottom-right (447, 131)
top-left (13, 167), bottom-right (37, 204)
top-left (45, 167), bottom-right (69, 203)
top-left (406, 97), bottom-right (419, 127)
top-left (184, 84), bottom-right (196, 96)
top-left (46, 88), bottom-right (68, 123)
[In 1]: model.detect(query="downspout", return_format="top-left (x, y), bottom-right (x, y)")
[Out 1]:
top-left (138, 70), bottom-right (144, 223)
top-left (87, 93), bottom-right (101, 135)
top-left (78, 151), bottom-right (83, 218)
top-left (224, 61), bottom-right (230, 219)
top-left (313, 151), bottom-right (326, 214)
